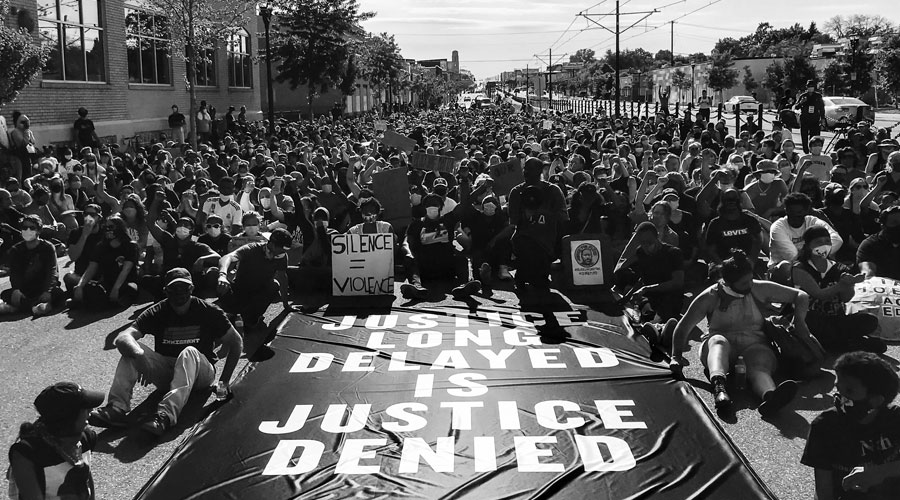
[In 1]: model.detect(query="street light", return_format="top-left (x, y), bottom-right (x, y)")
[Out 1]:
top-left (258, 1), bottom-right (275, 136)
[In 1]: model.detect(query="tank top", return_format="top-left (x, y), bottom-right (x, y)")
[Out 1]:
top-left (706, 285), bottom-right (765, 337)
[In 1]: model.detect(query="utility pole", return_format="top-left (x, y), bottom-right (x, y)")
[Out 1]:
top-left (534, 50), bottom-right (567, 111)
top-left (580, 5), bottom-right (658, 117)
top-left (670, 21), bottom-right (675, 66)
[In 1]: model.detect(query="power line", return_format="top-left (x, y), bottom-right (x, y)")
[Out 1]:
top-left (549, 16), bottom-right (579, 50)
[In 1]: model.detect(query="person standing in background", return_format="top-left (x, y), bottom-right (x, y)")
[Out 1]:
top-left (168, 105), bottom-right (186, 144)
top-left (73, 107), bottom-right (98, 150)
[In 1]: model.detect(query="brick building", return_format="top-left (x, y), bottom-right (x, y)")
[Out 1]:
top-left (2, 0), bottom-right (262, 147)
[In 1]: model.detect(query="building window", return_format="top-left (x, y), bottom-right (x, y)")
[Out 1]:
top-left (227, 30), bottom-right (252, 88)
top-left (125, 7), bottom-right (171, 84)
top-left (188, 49), bottom-right (217, 87)
top-left (38, 0), bottom-right (105, 81)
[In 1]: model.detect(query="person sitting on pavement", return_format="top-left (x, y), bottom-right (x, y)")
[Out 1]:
top-left (460, 189), bottom-right (514, 296)
top-left (769, 192), bottom-right (843, 276)
top-left (70, 215), bottom-right (140, 309)
top-left (22, 185), bottom-right (67, 246)
top-left (0, 214), bottom-right (65, 316)
top-left (88, 268), bottom-right (243, 436)
top-left (217, 228), bottom-right (293, 332)
top-left (347, 197), bottom-right (393, 235)
top-left (615, 221), bottom-right (685, 322)
top-left (6, 178), bottom-right (32, 209)
top-left (801, 351), bottom-right (900, 500)
top-left (791, 225), bottom-right (885, 354)
top-left (227, 211), bottom-right (268, 253)
top-left (0, 187), bottom-right (26, 265)
top-left (702, 188), bottom-right (763, 275)
top-left (670, 250), bottom-right (825, 416)
top-left (200, 177), bottom-right (243, 235)
top-left (7, 382), bottom-right (105, 500)
top-left (284, 206), bottom-right (338, 298)
top-left (197, 214), bottom-right (232, 256)
top-left (63, 203), bottom-right (104, 295)
top-left (857, 205), bottom-right (900, 280)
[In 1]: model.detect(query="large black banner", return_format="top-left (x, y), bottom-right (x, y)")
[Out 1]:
top-left (137, 306), bottom-right (774, 499)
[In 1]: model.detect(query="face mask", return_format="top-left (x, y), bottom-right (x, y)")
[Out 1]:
top-left (410, 194), bottom-right (422, 205)
top-left (123, 207), bottom-right (137, 218)
top-left (322, 185), bottom-right (333, 194)
top-left (718, 183), bottom-right (734, 191)
top-left (812, 244), bottom-right (831, 258)
top-left (207, 227), bottom-right (221, 238)
top-left (833, 393), bottom-right (874, 421)
top-left (244, 184), bottom-right (253, 193)
top-left (64, 155), bottom-right (72, 161)
top-left (783, 146), bottom-right (794, 154)
top-left (667, 200), bottom-right (679, 211)
top-left (363, 214), bottom-right (377, 223)
top-left (483, 203), bottom-right (497, 216)
top-left (83, 215), bottom-right (96, 227)
top-left (50, 184), bottom-right (62, 193)
top-left (266, 175), bottom-right (275, 182)
top-left (425, 207), bottom-right (440, 219)
top-left (244, 225), bottom-right (260, 237)
top-left (220, 194), bottom-right (233, 203)
top-left (760, 173), bottom-right (776, 184)
top-left (883, 226), bottom-right (900, 243)
top-left (315, 220), bottom-right (329, 230)
top-left (175, 227), bottom-right (191, 239)
top-left (261, 198), bottom-right (271, 209)
top-left (433, 186), bottom-right (448, 197)
top-left (810, 146), bottom-right (823, 155)
top-left (21, 229), bottom-right (38, 242)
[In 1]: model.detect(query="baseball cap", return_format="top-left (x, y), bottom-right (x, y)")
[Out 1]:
top-left (878, 139), bottom-right (899, 149)
top-left (433, 177), bottom-right (448, 187)
top-left (34, 382), bottom-right (104, 423)
top-left (756, 160), bottom-right (780, 173)
top-left (164, 267), bottom-right (193, 287)
top-left (660, 188), bottom-right (680, 200)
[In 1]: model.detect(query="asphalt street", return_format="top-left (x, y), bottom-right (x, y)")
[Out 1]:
top-left (2, 257), bottom-right (898, 499)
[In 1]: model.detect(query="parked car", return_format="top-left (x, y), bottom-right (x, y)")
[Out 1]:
top-left (819, 96), bottom-right (876, 130)
top-left (473, 97), bottom-right (497, 110)
top-left (723, 95), bottom-right (760, 113)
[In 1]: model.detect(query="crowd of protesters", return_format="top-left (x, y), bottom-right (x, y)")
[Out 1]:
top-left (3, 92), bottom-right (900, 499)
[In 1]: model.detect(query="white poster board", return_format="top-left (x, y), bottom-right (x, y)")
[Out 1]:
top-left (374, 120), bottom-right (388, 132)
top-left (570, 239), bottom-right (604, 286)
top-left (542, 119), bottom-right (554, 130)
top-left (846, 277), bottom-right (900, 340)
top-left (331, 233), bottom-right (395, 296)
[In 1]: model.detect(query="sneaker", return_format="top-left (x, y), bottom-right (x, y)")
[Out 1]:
top-left (711, 375), bottom-right (731, 410)
top-left (31, 302), bottom-right (51, 317)
top-left (88, 406), bottom-right (128, 428)
top-left (479, 264), bottom-right (492, 295)
top-left (140, 412), bottom-right (173, 436)
top-left (758, 380), bottom-right (798, 418)
top-left (451, 280), bottom-right (482, 300)
top-left (497, 265), bottom-right (513, 281)
top-left (400, 283), bottom-right (427, 300)
top-left (848, 336), bottom-right (887, 354)
top-left (0, 302), bottom-right (17, 314)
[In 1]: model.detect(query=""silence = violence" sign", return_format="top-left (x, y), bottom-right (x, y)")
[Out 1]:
top-left (331, 233), bottom-right (395, 296)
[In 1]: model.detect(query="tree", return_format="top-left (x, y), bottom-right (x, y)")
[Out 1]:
top-left (358, 32), bottom-right (403, 108)
top-left (270, 0), bottom-right (373, 119)
top-left (825, 14), bottom-right (896, 39)
top-left (603, 47), bottom-right (655, 72)
top-left (742, 66), bottom-right (758, 94)
top-left (706, 51), bottom-right (738, 101)
top-left (688, 52), bottom-right (709, 63)
top-left (874, 34), bottom-right (900, 106)
top-left (338, 53), bottom-right (358, 96)
top-left (0, 0), bottom-right (49, 107)
top-left (714, 21), bottom-right (834, 59)
top-left (670, 69), bottom-right (691, 101)
top-left (569, 48), bottom-right (596, 64)
top-left (763, 55), bottom-right (818, 103)
top-left (143, 0), bottom-right (252, 147)
top-left (822, 61), bottom-right (850, 96)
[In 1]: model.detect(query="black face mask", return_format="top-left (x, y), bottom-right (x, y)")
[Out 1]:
top-left (883, 225), bottom-right (900, 244)
top-left (833, 393), bottom-right (874, 422)
top-left (433, 186), bottom-right (447, 197)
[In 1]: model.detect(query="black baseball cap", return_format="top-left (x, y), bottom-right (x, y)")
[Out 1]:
top-left (165, 267), bottom-right (193, 287)
top-left (34, 382), bottom-right (104, 423)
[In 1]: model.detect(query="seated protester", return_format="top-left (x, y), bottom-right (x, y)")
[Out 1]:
top-left (461, 193), bottom-right (513, 295)
top-left (744, 160), bottom-right (788, 219)
top-left (769, 192), bottom-right (843, 269)
top-left (63, 203), bottom-right (104, 294)
top-left (660, 188), bottom-right (699, 262)
top-left (284, 206), bottom-right (338, 296)
top-left (70, 215), bottom-right (140, 309)
top-left (227, 211), bottom-right (268, 253)
top-left (256, 187), bottom-right (281, 228)
top-left (217, 228), bottom-right (293, 331)
top-left (858, 205), bottom-right (900, 280)
top-left (198, 214), bottom-right (232, 256)
top-left (0, 214), bottom-right (65, 316)
top-left (431, 177), bottom-right (458, 215)
top-left (6, 178), bottom-right (32, 209)
top-left (89, 268), bottom-right (242, 436)
top-left (7, 382), bottom-right (105, 500)
top-left (792, 226), bottom-right (884, 353)
top-left (0, 188), bottom-right (26, 264)
top-left (315, 176), bottom-right (351, 231)
top-left (797, 136), bottom-right (833, 183)
top-left (347, 197), bottom-right (393, 235)
top-left (830, 146), bottom-right (866, 188)
top-left (235, 175), bottom-right (258, 214)
top-left (695, 168), bottom-right (754, 222)
top-left (200, 177), bottom-right (243, 235)
top-left (65, 173), bottom-right (90, 211)
top-left (145, 197), bottom-right (220, 297)
top-left (47, 176), bottom-right (77, 232)
top-left (402, 193), bottom-right (481, 300)
top-left (801, 352), bottom-right (900, 500)
top-left (614, 221), bottom-right (684, 322)
top-left (702, 189), bottom-right (763, 270)
top-left (670, 251), bottom-right (824, 415)
top-left (648, 200), bottom-right (679, 248)
top-left (875, 150), bottom-right (900, 194)
top-left (822, 186), bottom-right (866, 263)
top-left (22, 185), bottom-right (66, 245)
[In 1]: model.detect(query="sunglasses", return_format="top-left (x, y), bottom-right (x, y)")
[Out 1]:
top-left (21, 225), bottom-right (40, 231)
top-left (206, 223), bottom-right (221, 229)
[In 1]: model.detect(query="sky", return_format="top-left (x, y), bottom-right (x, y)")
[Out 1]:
top-left (357, 0), bottom-right (896, 80)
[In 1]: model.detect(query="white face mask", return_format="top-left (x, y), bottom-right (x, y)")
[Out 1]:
top-left (810, 146), bottom-right (823, 155)
top-left (207, 227), bottom-right (222, 238)
top-left (84, 215), bottom-right (96, 227)
top-left (425, 207), bottom-right (440, 219)
top-left (21, 229), bottom-right (38, 242)
top-left (123, 207), bottom-right (137, 218)
top-left (483, 203), bottom-right (497, 216)
top-left (760, 173), bottom-right (776, 184)
top-left (244, 225), bottom-right (260, 237)
top-left (410, 194), bottom-right (422, 205)
top-left (363, 213), bottom-right (377, 223)
top-left (718, 182), bottom-right (734, 191)
top-left (220, 194), bottom-right (233, 203)
top-left (261, 198), bottom-right (271, 209)
top-left (322, 185), bottom-right (333, 194)
top-left (812, 244), bottom-right (832, 258)
top-left (175, 227), bottom-right (191, 240)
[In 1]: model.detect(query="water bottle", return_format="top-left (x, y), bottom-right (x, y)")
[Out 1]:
top-left (215, 381), bottom-right (229, 401)
top-left (735, 356), bottom-right (747, 390)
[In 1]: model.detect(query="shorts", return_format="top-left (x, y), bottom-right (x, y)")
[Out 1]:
top-left (700, 330), bottom-right (771, 365)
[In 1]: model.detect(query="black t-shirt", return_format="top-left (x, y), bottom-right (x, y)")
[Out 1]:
top-left (67, 227), bottom-right (102, 275)
top-left (635, 243), bottom-right (683, 285)
top-left (462, 207), bottom-right (509, 250)
top-left (8, 428), bottom-right (97, 500)
top-left (90, 239), bottom-right (139, 288)
top-left (801, 406), bottom-right (900, 500)
top-left (703, 212), bottom-right (762, 260)
top-left (793, 259), bottom-right (850, 315)
top-left (857, 232), bottom-right (900, 280)
top-left (232, 241), bottom-right (288, 292)
top-left (198, 233), bottom-right (232, 256)
top-left (156, 231), bottom-right (215, 272)
top-left (74, 117), bottom-right (95, 146)
top-left (8, 240), bottom-right (58, 296)
top-left (134, 297), bottom-right (229, 362)
top-left (407, 212), bottom-right (459, 268)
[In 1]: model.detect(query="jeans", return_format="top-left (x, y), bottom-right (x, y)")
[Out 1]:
top-left (799, 119), bottom-right (821, 154)
top-left (107, 342), bottom-right (216, 424)
top-left (218, 278), bottom-right (279, 325)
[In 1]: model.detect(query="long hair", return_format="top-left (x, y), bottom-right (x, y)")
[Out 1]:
top-left (105, 215), bottom-right (132, 243)
top-left (120, 193), bottom-right (146, 225)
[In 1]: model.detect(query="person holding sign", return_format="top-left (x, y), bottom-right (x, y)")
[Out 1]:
top-left (508, 158), bottom-right (568, 293)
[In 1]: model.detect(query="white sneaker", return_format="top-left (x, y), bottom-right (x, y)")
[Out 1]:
top-left (0, 302), bottom-right (16, 314)
top-left (498, 265), bottom-right (513, 281)
top-left (32, 302), bottom-right (51, 317)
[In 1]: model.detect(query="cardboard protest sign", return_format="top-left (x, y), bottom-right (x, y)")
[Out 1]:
top-left (372, 167), bottom-right (411, 229)
top-left (331, 233), bottom-right (394, 296)
top-left (543, 119), bottom-right (554, 130)
top-left (374, 120), bottom-right (388, 132)
top-left (410, 152), bottom-right (456, 173)
top-left (439, 149), bottom-right (468, 163)
top-left (136, 305), bottom-right (777, 500)
top-left (489, 158), bottom-right (524, 196)
top-left (382, 130), bottom-right (417, 153)
top-left (846, 277), bottom-right (900, 340)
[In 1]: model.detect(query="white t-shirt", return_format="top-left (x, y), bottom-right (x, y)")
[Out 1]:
top-left (203, 197), bottom-right (243, 230)
top-left (769, 215), bottom-right (843, 265)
